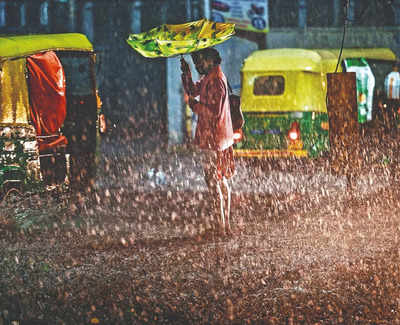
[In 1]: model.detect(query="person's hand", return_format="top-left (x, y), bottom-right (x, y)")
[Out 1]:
top-left (180, 57), bottom-right (190, 74)
top-left (188, 96), bottom-right (198, 108)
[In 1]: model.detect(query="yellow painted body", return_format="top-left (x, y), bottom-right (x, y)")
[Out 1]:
top-left (0, 59), bottom-right (30, 125)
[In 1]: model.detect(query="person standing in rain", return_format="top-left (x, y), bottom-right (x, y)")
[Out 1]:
top-left (180, 48), bottom-right (235, 236)
top-left (383, 61), bottom-right (400, 131)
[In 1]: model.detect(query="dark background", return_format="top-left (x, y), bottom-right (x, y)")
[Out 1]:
top-left (1, 0), bottom-right (398, 148)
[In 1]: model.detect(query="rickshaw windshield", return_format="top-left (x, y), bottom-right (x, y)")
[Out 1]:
top-left (253, 75), bottom-right (285, 96)
top-left (57, 52), bottom-right (93, 96)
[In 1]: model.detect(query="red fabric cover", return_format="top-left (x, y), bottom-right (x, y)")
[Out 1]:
top-left (27, 51), bottom-right (67, 152)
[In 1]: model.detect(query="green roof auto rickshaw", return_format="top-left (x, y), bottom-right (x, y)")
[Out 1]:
top-left (235, 48), bottom-right (397, 158)
top-left (0, 33), bottom-right (105, 195)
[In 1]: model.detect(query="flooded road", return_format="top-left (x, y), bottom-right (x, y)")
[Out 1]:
top-left (96, 137), bottom-right (391, 196)
top-left (1, 130), bottom-right (400, 324)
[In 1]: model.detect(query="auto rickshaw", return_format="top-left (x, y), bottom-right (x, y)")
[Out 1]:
top-left (234, 47), bottom-right (397, 158)
top-left (0, 33), bottom-right (105, 195)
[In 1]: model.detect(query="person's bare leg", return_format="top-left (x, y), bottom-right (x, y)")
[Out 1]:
top-left (203, 170), bottom-right (223, 232)
top-left (216, 181), bottom-right (226, 233)
top-left (219, 177), bottom-right (231, 234)
top-left (223, 177), bottom-right (231, 233)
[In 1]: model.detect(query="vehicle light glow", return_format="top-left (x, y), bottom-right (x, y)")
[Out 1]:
top-left (289, 130), bottom-right (299, 141)
top-left (233, 132), bottom-right (242, 141)
top-left (321, 121), bottom-right (329, 130)
top-left (233, 129), bottom-right (243, 143)
top-left (287, 121), bottom-right (301, 141)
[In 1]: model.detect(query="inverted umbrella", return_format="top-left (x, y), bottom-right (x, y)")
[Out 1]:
top-left (126, 18), bottom-right (235, 58)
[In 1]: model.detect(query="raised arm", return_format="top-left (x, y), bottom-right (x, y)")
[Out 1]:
top-left (180, 57), bottom-right (201, 97)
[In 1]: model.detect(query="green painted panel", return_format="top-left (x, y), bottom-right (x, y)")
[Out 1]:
top-left (237, 111), bottom-right (330, 157)
top-left (0, 125), bottom-right (38, 191)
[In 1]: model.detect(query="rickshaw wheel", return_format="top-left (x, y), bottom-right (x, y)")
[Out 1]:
top-left (69, 151), bottom-right (97, 190)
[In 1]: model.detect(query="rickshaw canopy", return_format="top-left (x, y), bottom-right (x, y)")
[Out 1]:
top-left (242, 48), bottom-right (324, 73)
top-left (0, 33), bottom-right (93, 61)
top-left (242, 48), bottom-right (397, 74)
top-left (314, 48), bottom-right (397, 73)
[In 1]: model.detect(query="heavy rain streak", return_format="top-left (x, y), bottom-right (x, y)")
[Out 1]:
top-left (2, 0), bottom-right (400, 324)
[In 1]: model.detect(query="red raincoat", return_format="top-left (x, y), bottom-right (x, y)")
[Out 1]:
top-left (182, 65), bottom-right (234, 151)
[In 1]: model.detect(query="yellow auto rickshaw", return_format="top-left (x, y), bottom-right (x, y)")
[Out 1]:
top-left (0, 33), bottom-right (105, 195)
top-left (235, 47), bottom-right (397, 158)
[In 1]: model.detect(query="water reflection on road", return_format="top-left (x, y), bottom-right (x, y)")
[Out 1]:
top-left (95, 146), bottom-right (390, 198)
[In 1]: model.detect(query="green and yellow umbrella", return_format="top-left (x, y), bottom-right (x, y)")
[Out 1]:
top-left (126, 19), bottom-right (235, 58)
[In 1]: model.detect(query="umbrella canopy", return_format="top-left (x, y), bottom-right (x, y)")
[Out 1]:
top-left (126, 19), bottom-right (235, 58)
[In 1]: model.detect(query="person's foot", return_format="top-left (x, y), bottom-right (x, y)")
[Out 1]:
top-left (214, 223), bottom-right (226, 236)
top-left (225, 227), bottom-right (233, 237)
